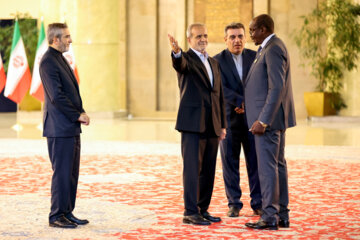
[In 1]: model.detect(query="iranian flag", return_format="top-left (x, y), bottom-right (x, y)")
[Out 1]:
top-left (0, 54), bottom-right (6, 93)
top-left (63, 44), bottom-right (80, 83)
top-left (4, 20), bottom-right (31, 103)
top-left (30, 21), bottom-right (47, 102)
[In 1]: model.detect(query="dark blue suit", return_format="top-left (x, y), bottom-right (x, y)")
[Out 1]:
top-left (214, 48), bottom-right (262, 210)
top-left (39, 47), bottom-right (85, 222)
top-left (245, 35), bottom-right (296, 223)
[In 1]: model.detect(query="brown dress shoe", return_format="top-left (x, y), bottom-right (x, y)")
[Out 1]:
top-left (227, 206), bottom-right (240, 217)
top-left (245, 219), bottom-right (278, 230)
top-left (183, 214), bottom-right (211, 225)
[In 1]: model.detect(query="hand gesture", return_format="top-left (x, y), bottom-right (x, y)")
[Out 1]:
top-left (168, 34), bottom-right (181, 54)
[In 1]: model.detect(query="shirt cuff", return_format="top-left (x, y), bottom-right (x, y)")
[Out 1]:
top-left (173, 51), bottom-right (182, 58)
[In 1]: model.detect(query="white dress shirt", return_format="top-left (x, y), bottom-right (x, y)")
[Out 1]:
top-left (173, 48), bottom-right (213, 87)
top-left (232, 53), bottom-right (243, 81)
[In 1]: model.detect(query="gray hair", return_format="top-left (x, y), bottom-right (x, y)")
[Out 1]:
top-left (224, 22), bottom-right (245, 37)
top-left (186, 23), bottom-right (206, 38)
top-left (47, 23), bottom-right (68, 44)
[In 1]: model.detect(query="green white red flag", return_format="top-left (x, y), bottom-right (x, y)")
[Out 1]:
top-left (63, 44), bottom-right (80, 83)
top-left (4, 20), bottom-right (31, 103)
top-left (30, 21), bottom-right (47, 102)
top-left (0, 53), bottom-right (6, 93)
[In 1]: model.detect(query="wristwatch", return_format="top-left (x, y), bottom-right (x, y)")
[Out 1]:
top-left (259, 121), bottom-right (268, 128)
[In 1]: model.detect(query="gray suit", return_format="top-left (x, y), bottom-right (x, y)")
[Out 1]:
top-left (244, 35), bottom-right (296, 224)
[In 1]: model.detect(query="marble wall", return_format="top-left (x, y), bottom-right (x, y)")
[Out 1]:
top-left (1, 0), bottom-right (359, 118)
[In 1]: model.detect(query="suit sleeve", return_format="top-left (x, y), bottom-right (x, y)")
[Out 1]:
top-left (171, 50), bottom-right (188, 73)
top-left (258, 45), bottom-right (286, 125)
top-left (40, 58), bottom-right (82, 122)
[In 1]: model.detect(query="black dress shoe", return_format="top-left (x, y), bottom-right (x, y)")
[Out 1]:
top-left (49, 216), bottom-right (77, 228)
top-left (253, 209), bottom-right (263, 216)
top-left (183, 214), bottom-right (211, 225)
top-left (245, 219), bottom-right (278, 230)
top-left (66, 214), bottom-right (89, 225)
top-left (201, 212), bottom-right (221, 222)
top-left (279, 219), bottom-right (290, 228)
top-left (227, 206), bottom-right (240, 217)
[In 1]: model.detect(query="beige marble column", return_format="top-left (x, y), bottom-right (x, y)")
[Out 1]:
top-left (269, 0), bottom-right (318, 119)
top-left (253, 0), bottom-right (269, 16)
top-left (127, 0), bottom-right (157, 117)
top-left (40, 0), bottom-right (126, 116)
top-left (342, 0), bottom-right (360, 116)
top-left (157, 0), bottom-right (187, 112)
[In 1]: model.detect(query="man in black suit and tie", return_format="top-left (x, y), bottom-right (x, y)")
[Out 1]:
top-left (244, 14), bottom-right (296, 230)
top-left (168, 23), bottom-right (227, 225)
top-left (39, 23), bottom-right (90, 228)
top-left (214, 23), bottom-right (262, 217)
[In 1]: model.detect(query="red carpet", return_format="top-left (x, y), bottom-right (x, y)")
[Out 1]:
top-left (1, 148), bottom-right (360, 239)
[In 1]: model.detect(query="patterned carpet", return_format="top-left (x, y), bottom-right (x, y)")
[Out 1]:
top-left (0, 139), bottom-right (359, 240)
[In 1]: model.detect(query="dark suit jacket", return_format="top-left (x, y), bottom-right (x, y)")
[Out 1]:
top-left (244, 35), bottom-right (296, 130)
top-left (172, 49), bottom-right (226, 136)
top-left (39, 47), bottom-right (85, 137)
top-left (214, 48), bottom-right (256, 130)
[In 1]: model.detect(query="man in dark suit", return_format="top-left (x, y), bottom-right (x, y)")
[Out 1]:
top-left (214, 22), bottom-right (262, 218)
top-left (168, 23), bottom-right (227, 225)
top-left (39, 23), bottom-right (90, 228)
top-left (244, 14), bottom-right (296, 230)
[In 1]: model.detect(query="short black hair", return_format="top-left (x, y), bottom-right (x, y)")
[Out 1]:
top-left (254, 14), bottom-right (274, 33)
top-left (224, 22), bottom-right (245, 36)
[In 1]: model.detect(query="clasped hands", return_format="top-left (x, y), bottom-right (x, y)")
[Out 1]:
top-left (235, 103), bottom-right (245, 114)
top-left (78, 113), bottom-right (90, 126)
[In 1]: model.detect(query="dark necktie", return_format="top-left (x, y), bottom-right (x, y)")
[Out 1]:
top-left (257, 46), bottom-right (262, 54)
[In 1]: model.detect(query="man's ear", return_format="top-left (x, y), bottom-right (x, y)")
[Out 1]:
top-left (52, 37), bottom-right (59, 44)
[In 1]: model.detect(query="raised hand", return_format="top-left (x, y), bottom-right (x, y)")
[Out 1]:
top-left (168, 34), bottom-right (181, 54)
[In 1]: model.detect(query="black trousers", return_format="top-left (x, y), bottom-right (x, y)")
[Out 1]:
top-left (220, 125), bottom-right (262, 210)
top-left (47, 136), bottom-right (81, 222)
top-left (181, 128), bottom-right (219, 216)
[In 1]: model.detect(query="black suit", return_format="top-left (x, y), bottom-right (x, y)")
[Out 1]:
top-left (214, 49), bottom-right (262, 211)
top-left (39, 47), bottom-right (85, 222)
top-left (172, 49), bottom-right (226, 216)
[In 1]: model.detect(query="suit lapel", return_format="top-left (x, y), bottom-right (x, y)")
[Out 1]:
top-left (188, 49), bottom-right (212, 89)
top-left (245, 36), bottom-right (277, 86)
top-left (242, 49), bottom-right (252, 79)
top-left (56, 54), bottom-right (80, 92)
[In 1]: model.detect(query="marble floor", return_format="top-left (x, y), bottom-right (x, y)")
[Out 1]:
top-left (1, 112), bottom-right (360, 239)
top-left (1, 112), bottom-right (360, 147)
